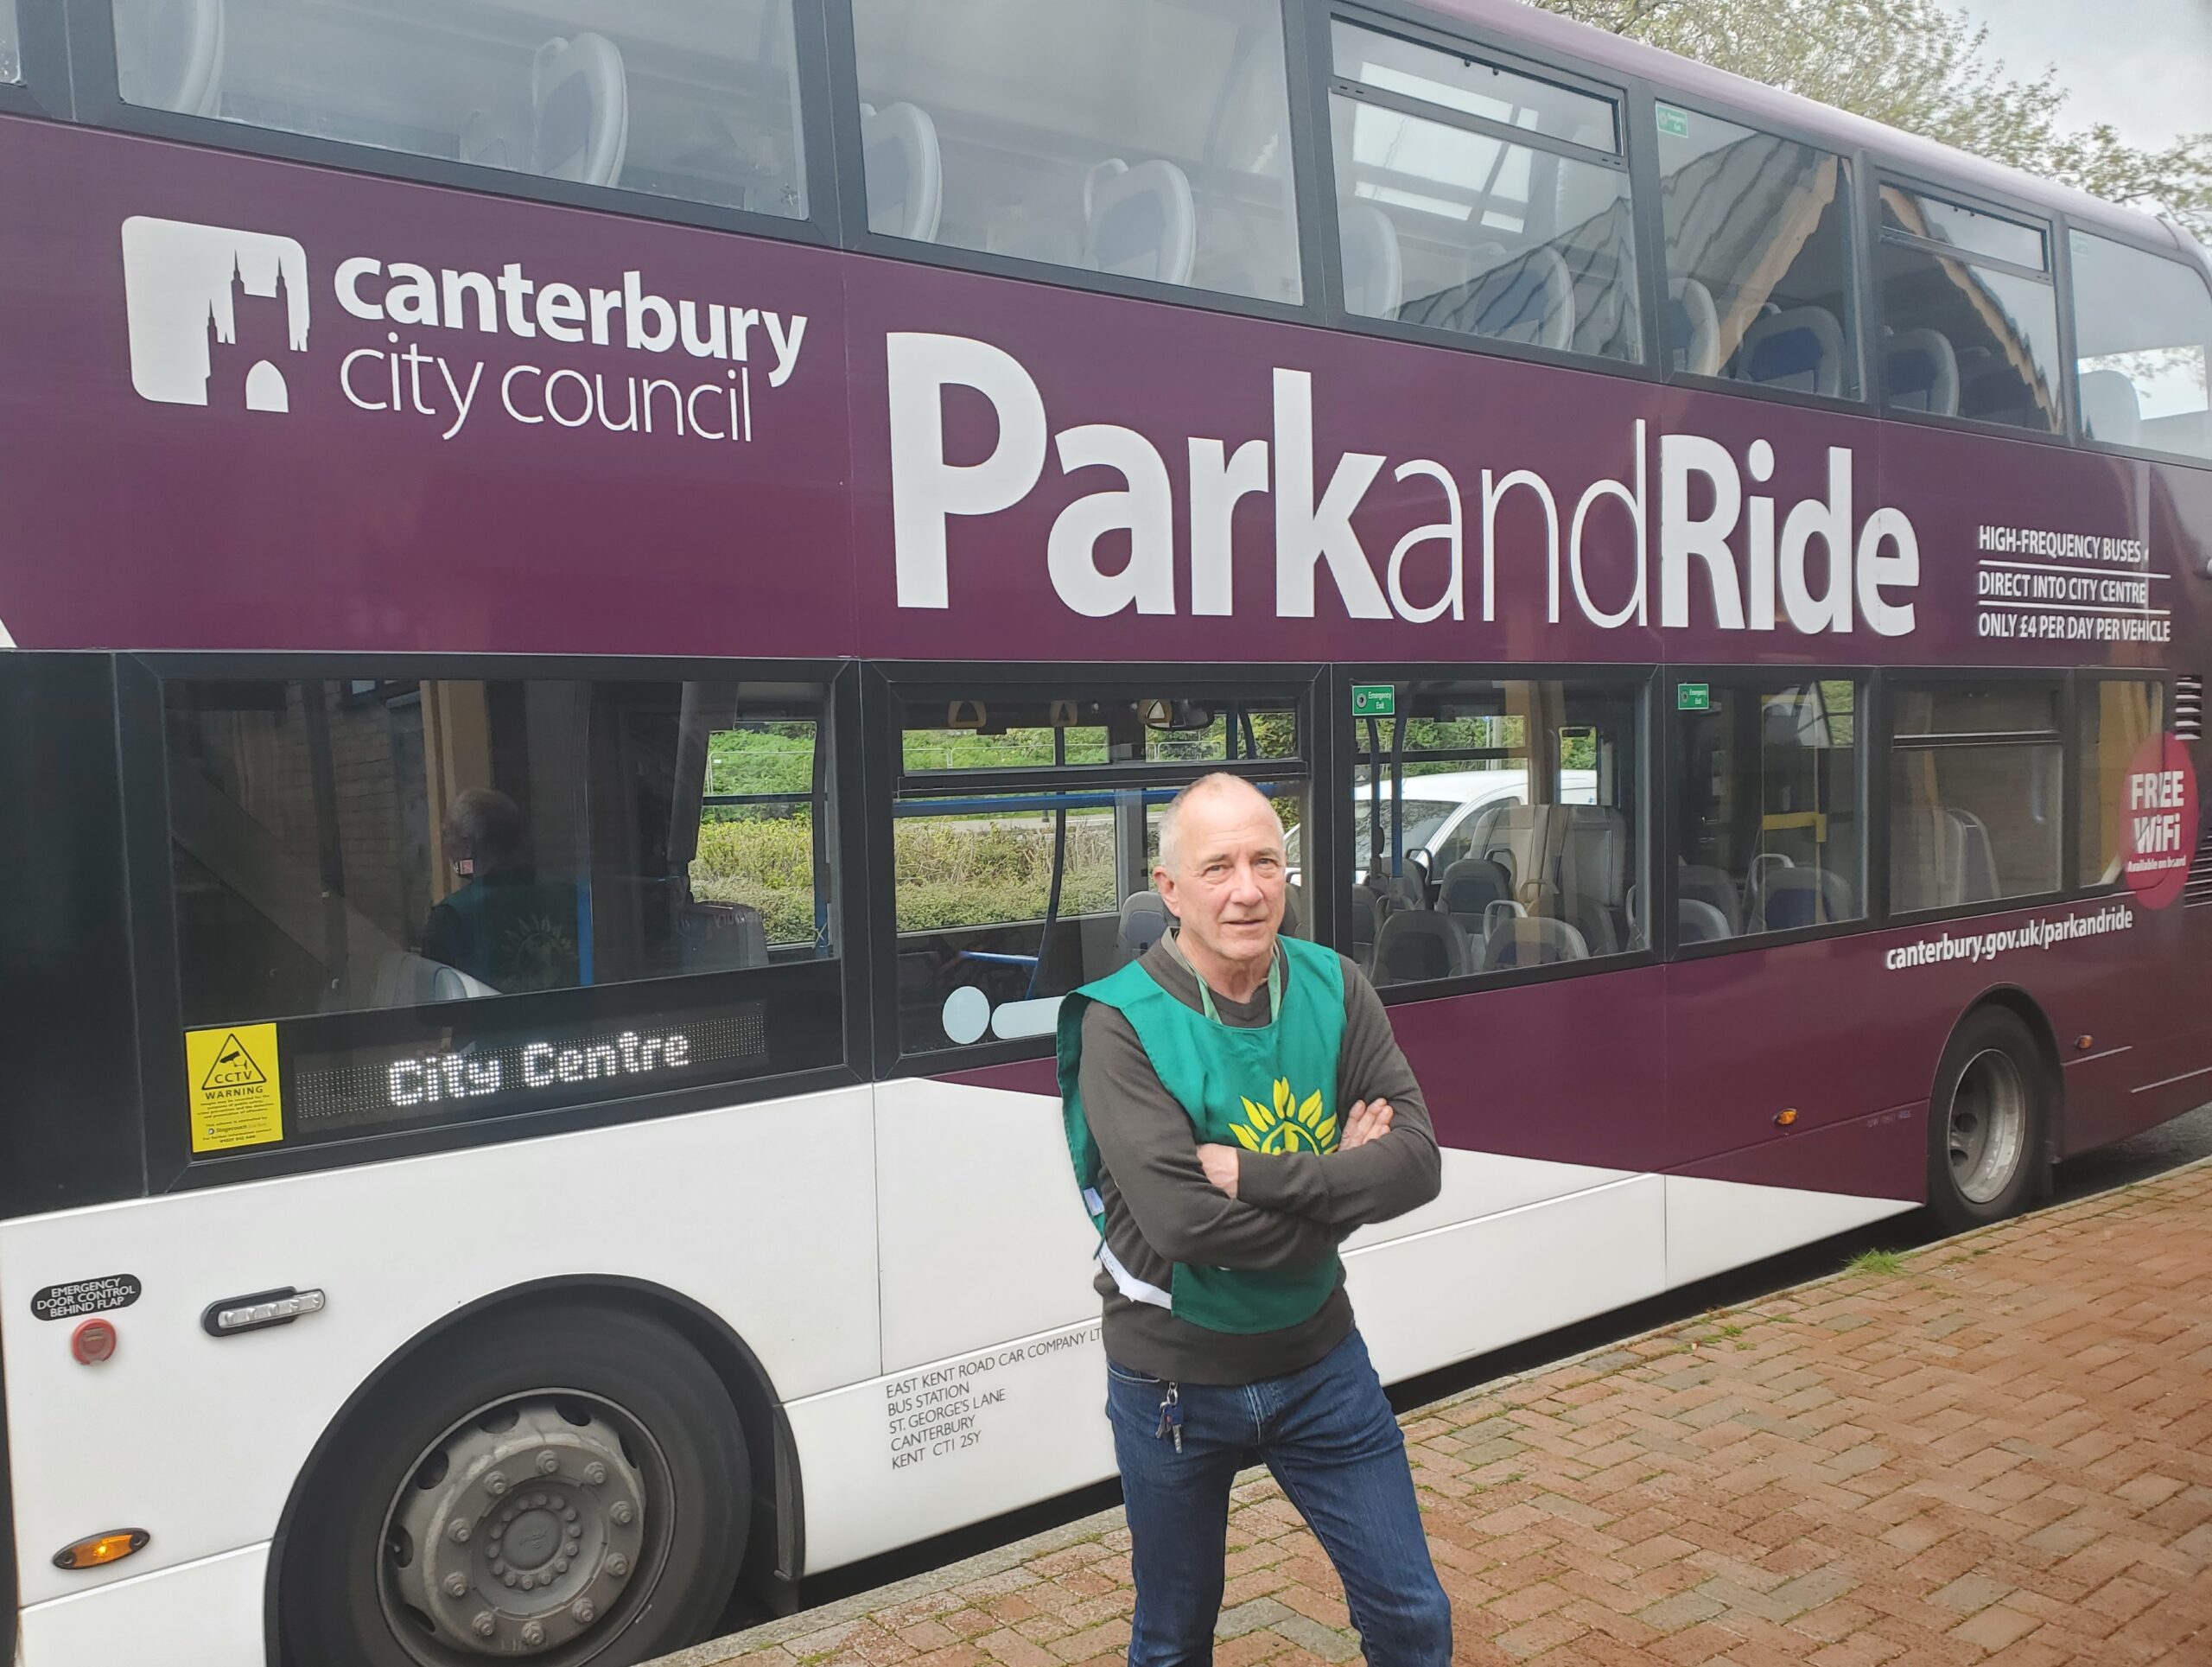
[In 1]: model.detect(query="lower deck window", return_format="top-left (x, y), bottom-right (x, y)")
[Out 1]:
top-left (163, 672), bottom-right (838, 1147)
top-left (1889, 681), bottom-right (2063, 912)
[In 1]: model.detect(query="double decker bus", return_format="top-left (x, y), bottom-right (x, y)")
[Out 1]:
top-left (2, 0), bottom-right (2209, 1662)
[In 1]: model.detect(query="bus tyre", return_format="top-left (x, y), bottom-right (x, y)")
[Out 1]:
top-left (1927, 1007), bottom-right (2047, 1235)
top-left (281, 1302), bottom-right (748, 1667)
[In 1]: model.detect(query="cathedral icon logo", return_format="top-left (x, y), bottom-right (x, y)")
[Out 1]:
top-left (121, 217), bottom-right (310, 411)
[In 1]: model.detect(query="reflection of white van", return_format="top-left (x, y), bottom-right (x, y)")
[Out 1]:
top-left (1285, 768), bottom-right (1597, 884)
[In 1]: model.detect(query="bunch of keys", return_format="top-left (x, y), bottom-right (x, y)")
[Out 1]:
top-left (1154, 1384), bottom-right (1183, 1454)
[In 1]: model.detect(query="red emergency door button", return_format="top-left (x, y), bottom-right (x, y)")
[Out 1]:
top-left (72, 1319), bottom-right (118, 1365)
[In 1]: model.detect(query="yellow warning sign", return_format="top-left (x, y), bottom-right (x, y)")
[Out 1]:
top-left (186, 1024), bottom-right (284, 1153)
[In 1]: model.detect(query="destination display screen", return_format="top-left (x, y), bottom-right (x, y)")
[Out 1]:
top-left (289, 1003), bottom-right (769, 1141)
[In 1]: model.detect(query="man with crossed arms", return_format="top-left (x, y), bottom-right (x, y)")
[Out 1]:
top-left (1057, 773), bottom-right (1451, 1667)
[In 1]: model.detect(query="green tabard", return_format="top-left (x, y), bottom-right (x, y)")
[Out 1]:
top-left (1057, 936), bottom-right (1346, 1335)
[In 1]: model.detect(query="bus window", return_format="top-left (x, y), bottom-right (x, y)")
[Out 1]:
top-left (1345, 678), bottom-right (1644, 987)
top-left (1329, 22), bottom-right (1639, 363)
top-left (2068, 232), bottom-right (2212, 461)
top-left (891, 691), bottom-right (1305, 1055)
top-left (1653, 107), bottom-right (1858, 398)
top-left (111, 0), bottom-right (810, 218)
top-left (1878, 185), bottom-right (2061, 432)
top-left (2078, 679), bottom-right (2167, 887)
top-left (1, 2), bottom-right (19, 82)
top-left (162, 675), bottom-right (838, 1142)
top-left (1889, 681), bottom-right (2063, 913)
top-left (849, 0), bottom-right (1302, 304)
top-left (1675, 679), bottom-right (1863, 941)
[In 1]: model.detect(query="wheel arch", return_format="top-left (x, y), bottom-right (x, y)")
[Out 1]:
top-left (1954, 984), bottom-right (2068, 1175)
top-left (264, 1275), bottom-right (805, 1666)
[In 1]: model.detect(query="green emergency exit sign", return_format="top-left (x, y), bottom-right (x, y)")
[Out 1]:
top-left (1657, 104), bottom-right (1690, 137)
top-left (1351, 684), bottom-right (1396, 717)
top-left (1677, 683), bottom-right (1712, 711)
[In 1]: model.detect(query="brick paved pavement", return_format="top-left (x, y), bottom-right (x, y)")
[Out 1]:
top-left (658, 1158), bottom-right (2212, 1667)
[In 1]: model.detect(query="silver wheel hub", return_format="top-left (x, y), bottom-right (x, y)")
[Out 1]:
top-left (385, 1397), bottom-right (648, 1657)
top-left (1948, 1047), bottom-right (2028, 1206)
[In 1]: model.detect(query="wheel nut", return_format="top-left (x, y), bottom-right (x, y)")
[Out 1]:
top-left (573, 1600), bottom-right (596, 1626)
top-left (443, 1574), bottom-right (469, 1599)
top-left (555, 1557), bottom-right (571, 1575)
top-left (448, 1521), bottom-right (472, 1545)
top-left (537, 1450), bottom-right (561, 1475)
top-left (609, 1502), bottom-right (633, 1526)
top-left (472, 1613), bottom-right (497, 1639)
top-left (607, 1554), bottom-right (630, 1578)
top-left (521, 1620), bottom-right (546, 1647)
top-left (582, 1462), bottom-right (607, 1486)
top-left (485, 1471), bottom-right (509, 1497)
top-left (502, 1572), bottom-right (520, 1588)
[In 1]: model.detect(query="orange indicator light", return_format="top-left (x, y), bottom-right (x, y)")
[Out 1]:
top-left (53, 1530), bottom-right (149, 1571)
top-left (1775, 1109), bottom-right (1799, 1127)
top-left (2075, 1035), bottom-right (2094, 1052)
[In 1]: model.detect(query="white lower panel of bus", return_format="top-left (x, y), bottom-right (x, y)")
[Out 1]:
top-left (15, 1545), bottom-right (264, 1667)
top-left (1663, 1174), bottom-right (1917, 1289)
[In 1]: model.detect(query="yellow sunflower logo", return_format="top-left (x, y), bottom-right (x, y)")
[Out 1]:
top-left (1231, 1078), bottom-right (1338, 1154)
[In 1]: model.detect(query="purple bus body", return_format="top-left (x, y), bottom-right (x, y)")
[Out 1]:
top-left (3, 114), bottom-right (2207, 1204)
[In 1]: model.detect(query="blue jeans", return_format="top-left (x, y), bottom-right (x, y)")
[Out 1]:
top-left (1105, 1330), bottom-right (1451, 1667)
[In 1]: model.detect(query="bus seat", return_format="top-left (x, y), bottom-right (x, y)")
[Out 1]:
top-left (531, 33), bottom-right (630, 188)
top-left (1280, 882), bottom-right (1304, 939)
top-left (1885, 328), bottom-right (1959, 416)
top-left (1118, 890), bottom-right (1172, 961)
top-left (1440, 856), bottom-right (1511, 932)
top-left (1737, 305), bottom-right (1844, 397)
top-left (1372, 910), bottom-right (1464, 985)
top-left (1677, 863), bottom-right (1744, 936)
top-left (676, 900), bottom-right (768, 970)
top-left (1479, 914), bottom-right (1589, 970)
top-left (1947, 809), bottom-right (1999, 904)
top-left (1340, 201), bottom-right (1404, 320)
top-left (861, 102), bottom-right (944, 244)
top-left (2077, 368), bottom-right (2143, 447)
top-left (1669, 277), bottom-right (1721, 377)
top-left (1758, 868), bottom-right (1850, 932)
top-left (1554, 805), bottom-right (1630, 908)
top-left (114, 0), bottom-right (227, 117)
top-left (1084, 160), bottom-right (1197, 286)
top-left (1677, 897), bottom-right (1732, 944)
top-left (1474, 245), bottom-right (1576, 351)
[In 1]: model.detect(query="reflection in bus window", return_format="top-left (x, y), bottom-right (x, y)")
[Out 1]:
top-left (1331, 22), bottom-right (1638, 363)
top-left (2069, 232), bottom-right (2212, 461)
top-left (850, 0), bottom-right (1302, 303)
top-left (1878, 187), bottom-right (2060, 432)
top-left (891, 695), bottom-right (1306, 1054)
top-left (1344, 679), bottom-right (1643, 987)
top-left (163, 678), bottom-right (833, 1028)
top-left (111, 0), bottom-right (809, 217)
top-left (2078, 680), bottom-right (2166, 886)
top-left (1890, 682), bottom-right (2063, 913)
top-left (1675, 681), bottom-right (1863, 940)
top-left (1654, 108), bottom-right (1857, 398)
top-left (0, 1), bottom-right (19, 82)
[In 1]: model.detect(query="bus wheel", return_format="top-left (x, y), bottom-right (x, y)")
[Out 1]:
top-left (1927, 1007), bottom-right (2047, 1235)
top-left (282, 1302), bottom-right (748, 1667)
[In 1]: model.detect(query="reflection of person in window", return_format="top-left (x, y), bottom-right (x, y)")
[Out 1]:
top-left (423, 789), bottom-right (579, 993)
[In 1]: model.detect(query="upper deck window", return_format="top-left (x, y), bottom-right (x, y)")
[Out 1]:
top-left (2068, 232), bottom-right (2212, 461)
top-left (1653, 106), bottom-right (1859, 399)
top-left (850, 0), bottom-right (1303, 305)
top-left (111, 0), bottom-right (810, 219)
top-left (1328, 21), bottom-right (1639, 363)
top-left (1878, 185), bottom-right (2060, 432)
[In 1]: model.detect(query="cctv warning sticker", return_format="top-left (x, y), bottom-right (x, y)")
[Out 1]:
top-left (186, 1024), bottom-right (284, 1152)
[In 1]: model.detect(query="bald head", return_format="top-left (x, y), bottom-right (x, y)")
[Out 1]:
top-left (1158, 774), bottom-right (1282, 875)
top-left (1154, 774), bottom-right (1287, 985)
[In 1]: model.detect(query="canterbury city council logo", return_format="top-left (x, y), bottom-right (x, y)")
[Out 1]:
top-left (121, 216), bottom-right (310, 411)
top-left (1230, 1078), bottom-right (1338, 1155)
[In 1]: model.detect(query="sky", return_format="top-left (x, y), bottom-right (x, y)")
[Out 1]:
top-left (1955, 0), bottom-right (2212, 150)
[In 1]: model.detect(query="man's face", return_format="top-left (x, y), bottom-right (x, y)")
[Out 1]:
top-left (1155, 786), bottom-right (1286, 971)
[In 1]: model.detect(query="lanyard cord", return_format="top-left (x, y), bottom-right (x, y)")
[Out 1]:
top-left (1193, 945), bottom-right (1283, 1028)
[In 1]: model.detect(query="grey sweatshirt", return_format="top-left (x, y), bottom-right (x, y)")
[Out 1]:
top-left (1078, 932), bottom-right (1441, 1384)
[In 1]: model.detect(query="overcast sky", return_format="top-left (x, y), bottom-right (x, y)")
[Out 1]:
top-left (1955, 0), bottom-right (2212, 150)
